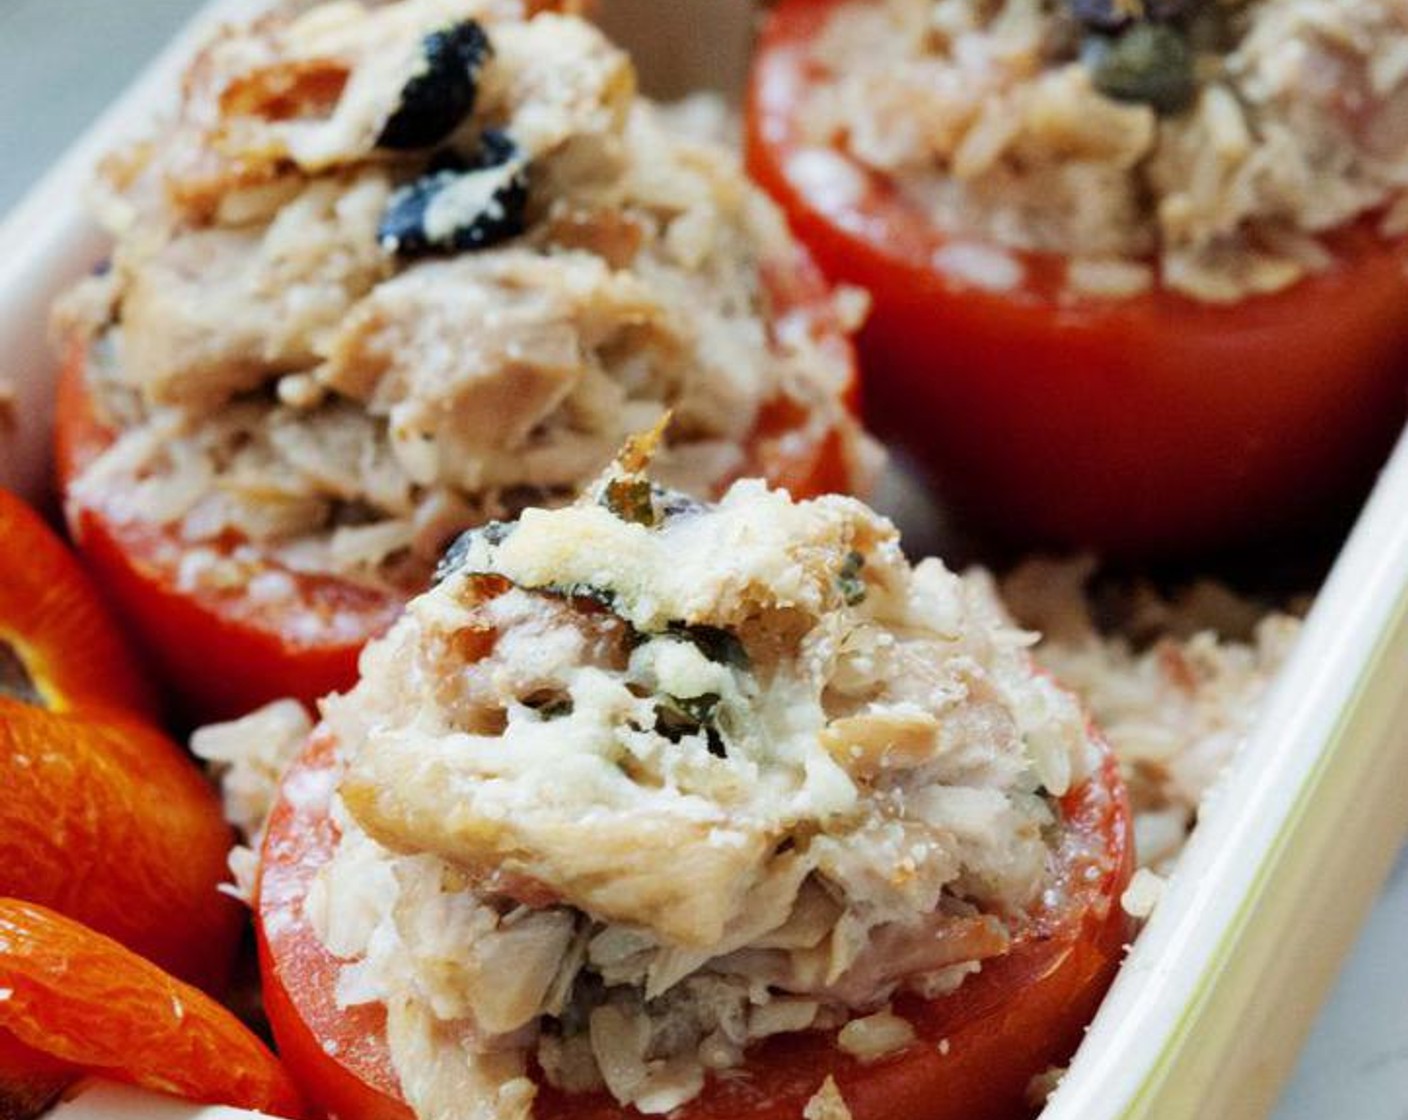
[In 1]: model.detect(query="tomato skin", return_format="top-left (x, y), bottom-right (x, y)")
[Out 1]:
top-left (0, 899), bottom-right (305, 1119)
top-left (55, 267), bottom-right (864, 720)
top-left (258, 934), bottom-right (412, 1120)
top-left (259, 726), bottom-right (1130, 1120)
top-left (0, 698), bottom-right (243, 994)
top-left (746, 0), bottom-right (1408, 558)
top-left (258, 730), bottom-right (411, 1120)
top-left (0, 489), bottom-right (159, 721)
top-left (68, 498), bottom-right (402, 723)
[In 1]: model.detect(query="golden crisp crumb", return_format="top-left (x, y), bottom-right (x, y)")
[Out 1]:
top-left (615, 413), bottom-right (672, 475)
top-left (803, 1076), bottom-right (853, 1120)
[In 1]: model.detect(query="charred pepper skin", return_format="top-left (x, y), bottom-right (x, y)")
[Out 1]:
top-left (376, 19), bottom-right (493, 151)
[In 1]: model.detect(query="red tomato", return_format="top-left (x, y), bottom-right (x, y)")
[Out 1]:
top-left (54, 258), bottom-right (863, 720)
top-left (0, 898), bottom-right (305, 1119)
top-left (55, 344), bottom-right (412, 723)
top-left (54, 343), bottom-right (402, 722)
top-left (746, 0), bottom-right (1408, 558)
top-left (0, 698), bottom-right (243, 993)
top-left (0, 489), bottom-right (158, 721)
top-left (258, 723), bottom-right (1131, 1120)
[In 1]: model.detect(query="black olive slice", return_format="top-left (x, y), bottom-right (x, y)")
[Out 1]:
top-left (379, 130), bottom-right (529, 257)
top-left (377, 19), bottom-right (493, 151)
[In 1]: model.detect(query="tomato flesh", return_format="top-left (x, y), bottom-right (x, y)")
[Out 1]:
top-left (259, 725), bottom-right (1130, 1120)
top-left (55, 256), bottom-right (863, 720)
top-left (746, 0), bottom-right (1408, 558)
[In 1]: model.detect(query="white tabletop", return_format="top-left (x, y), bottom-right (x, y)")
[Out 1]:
top-left (2, 2), bottom-right (1406, 1115)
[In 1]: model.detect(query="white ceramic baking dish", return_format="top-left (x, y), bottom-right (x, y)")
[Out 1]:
top-left (4, 2), bottom-right (1408, 1118)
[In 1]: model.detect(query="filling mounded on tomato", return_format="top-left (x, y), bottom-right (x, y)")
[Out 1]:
top-left (54, 0), bottom-right (873, 718)
top-left (257, 452), bottom-right (1131, 1120)
top-left (747, 0), bottom-right (1408, 557)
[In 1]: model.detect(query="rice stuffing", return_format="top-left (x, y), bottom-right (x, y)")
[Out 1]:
top-left (797, 0), bottom-right (1408, 301)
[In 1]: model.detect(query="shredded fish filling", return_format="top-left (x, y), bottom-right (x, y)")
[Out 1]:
top-left (304, 459), bottom-right (1099, 1117)
top-left (1000, 556), bottom-right (1302, 873)
top-left (58, 0), bottom-right (870, 595)
top-left (797, 0), bottom-right (1408, 301)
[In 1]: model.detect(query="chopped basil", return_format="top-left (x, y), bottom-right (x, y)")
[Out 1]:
top-left (665, 624), bottom-right (751, 672)
top-left (654, 693), bottom-right (727, 757)
top-left (674, 692), bottom-right (721, 724)
top-left (378, 130), bottom-right (529, 258)
top-left (434, 519), bottom-right (515, 585)
top-left (376, 19), bottom-right (493, 151)
top-left (601, 476), bottom-right (657, 527)
top-left (838, 550), bottom-right (867, 606)
top-left (545, 582), bottom-right (621, 614)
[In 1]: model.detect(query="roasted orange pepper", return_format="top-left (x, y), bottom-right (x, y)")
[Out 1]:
top-left (0, 489), bottom-right (158, 720)
top-left (0, 491), bottom-right (240, 994)
top-left (0, 699), bottom-right (242, 993)
top-left (0, 899), bottom-right (304, 1119)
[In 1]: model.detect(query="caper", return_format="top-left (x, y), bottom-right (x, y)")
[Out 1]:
top-left (1088, 24), bottom-right (1197, 114)
top-left (1068, 0), bottom-right (1203, 31)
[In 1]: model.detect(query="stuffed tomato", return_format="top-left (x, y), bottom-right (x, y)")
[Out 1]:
top-left (256, 451), bottom-right (1132, 1120)
top-left (747, 0), bottom-right (1408, 557)
top-left (55, 0), bottom-right (873, 720)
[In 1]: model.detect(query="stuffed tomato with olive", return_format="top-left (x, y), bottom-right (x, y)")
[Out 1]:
top-left (55, 0), bottom-right (873, 720)
top-left (747, 0), bottom-right (1408, 557)
top-left (255, 451), bottom-right (1132, 1120)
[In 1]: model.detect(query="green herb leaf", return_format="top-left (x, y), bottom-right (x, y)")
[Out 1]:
top-left (434, 520), bottom-right (515, 585)
top-left (665, 624), bottom-right (751, 671)
top-left (544, 582), bottom-right (621, 614)
top-left (654, 693), bottom-right (727, 757)
top-left (602, 477), bottom-right (657, 527)
top-left (838, 550), bottom-right (867, 606)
